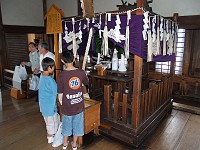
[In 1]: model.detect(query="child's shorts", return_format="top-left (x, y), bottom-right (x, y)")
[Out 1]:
top-left (62, 112), bottom-right (84, 136)
top-left (43, 113), bottom-right (59, 135)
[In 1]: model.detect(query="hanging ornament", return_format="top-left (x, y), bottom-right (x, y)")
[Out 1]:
top-left (102, 13), bottom-right (109, 56)
top-left (163, 20), bottom-right (167, 56)
top-left (72, 18), bottom-right (77, 57)
top-left (142, 11), bottom-right (149, 40)
top-left (156, 16), bottom-right (160, 55)
top-left (124, 10), bottom-right (131, 59)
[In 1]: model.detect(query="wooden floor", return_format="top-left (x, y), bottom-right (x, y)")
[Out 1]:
top-left (1, 88), bottom-right (200, 150)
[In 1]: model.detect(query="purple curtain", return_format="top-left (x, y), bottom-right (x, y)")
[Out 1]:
top-left (62, 14), bottom-right (175, 62)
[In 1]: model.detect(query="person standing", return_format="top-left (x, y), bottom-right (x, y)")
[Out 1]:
top-left (57, 50), bottom-right (89, 150)
top-left (38, 57), bottom-right (59, 144)
top-left (21, 42), bottom-right (40, 75)
top-left (21, 42), bottom-right (40, 102)
top-left (38, 42), bottom-right (55, 72)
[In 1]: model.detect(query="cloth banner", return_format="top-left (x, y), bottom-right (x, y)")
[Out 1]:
top-left (62, 14), bottom-right (176, 62)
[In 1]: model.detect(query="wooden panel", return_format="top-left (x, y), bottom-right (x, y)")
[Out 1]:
top-left (167, 15), bottom-right (200, 29)
top-left (122, 94), bottom-right (127, 123)
top-left (5, 33), bottom-right (29, 70)
top-left (104, 85), bottom-right (111, 118)
top-left (84, 99), bottom-right (100, 134)
top-left (114, 92), bottom-right (119, 121)
top-left (3, 25), bottom-right (45, 33)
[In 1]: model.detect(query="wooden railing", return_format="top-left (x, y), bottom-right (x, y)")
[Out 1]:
top-left (103, 76), bottom-right (173, 128)
top-left (3, 69), bottom-right (14, 88)
top-left (140, 77), bottom-right (172, 124)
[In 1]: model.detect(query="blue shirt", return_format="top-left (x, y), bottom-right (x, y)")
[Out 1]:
top-left (38, 75), bottom-right (57, 116)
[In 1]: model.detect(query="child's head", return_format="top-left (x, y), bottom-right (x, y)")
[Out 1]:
top-left (61, 50), bottom-right (74, 64)
top-left (42, 57), bottom-right (55, 73)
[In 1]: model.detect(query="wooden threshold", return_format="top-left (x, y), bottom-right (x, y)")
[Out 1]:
top-left (173, 102), bottom-right (200, 115)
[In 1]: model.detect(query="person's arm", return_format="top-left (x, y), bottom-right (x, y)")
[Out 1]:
top-left (82, 70), bottom-right (89, 86)
top-left (57, 73), bottom-right (63, 105)
top-left (21, 61), bottom-right (31, 67)
top-left (58, 93), bottom-right (63, 105)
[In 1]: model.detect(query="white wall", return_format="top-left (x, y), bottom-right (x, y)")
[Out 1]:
top-left (1, 0), bottom-right (199, 26)
top-left (94, 0), bottom-right (136, 13)
top-left (1, 0), bottom-right (44, 26)
top-left (93, 0), bottom-right (200, 17)
top-left (150, 0), bottom-right (200, 16)
top-left (46, 0), bottom-right (78, 17)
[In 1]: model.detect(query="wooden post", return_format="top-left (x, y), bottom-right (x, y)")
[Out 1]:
top-left (132, 0), bottom-right (144, 129)
top-left (169, 13), bottom-right (178, 97)
top-left (114, 92), bottom-right (119, 121)
top-left (54, 33), bottom-right (60, 80)
top-left (44, 4), bottom-right (64, 80)
top-left (122, 93), bottom-right (128, 123)
top-left (104, 85), bottom-right (111, 118)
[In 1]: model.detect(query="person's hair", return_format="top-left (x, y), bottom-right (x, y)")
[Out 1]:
top-left (61, 50), bottom-right (74, 63)
top-left (42, 57), bottom-right (55, 71)
top-left (39, 42), bottom-right (49, 51)
top-left (28, 42), bottom-right (36, 47)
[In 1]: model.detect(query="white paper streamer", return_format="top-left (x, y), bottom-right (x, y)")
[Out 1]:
top-left (142, 11), bottom-right (149, 40)
top-left (99, 14), bottom-right (102, 38)
top-left (72, 18), bottom-right (77, 57)
top-left (107, 13), bottom-right (111, 21)
top-left (124, 10), bottom-right (131, 58)
top-left (163, 21), bottom-right (167, 55)
top-left (160, 17), bottom-right (164, 41)
top-left (59, 33), bottom-right (62, 53)
top-left (82, 28), bottom-right (93, 70)
top-left (147, 29), bottom-right (153, 62)
top-left (103, 14), bottom-right (108, 56)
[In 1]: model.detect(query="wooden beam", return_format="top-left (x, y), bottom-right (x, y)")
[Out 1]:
top-left (3, 25), bottom-right (45, 33)
top-left (77, 0), bottom-right (82, 16)
top-left (0, 1), bottom-right (6, 86)
top-left (54, 33), bottom-right (60, 80)
top-left (132, 0), bottom-right (144, 129)
top-left (167, 15), bottom-right (200, 29)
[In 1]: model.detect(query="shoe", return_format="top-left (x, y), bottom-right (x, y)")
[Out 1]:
top-left (63, 141), bottom-right (69, 150)
top-left (47, 136), bottom-right (54, 143)
top-left (71, 142), bottom-right (77, 150)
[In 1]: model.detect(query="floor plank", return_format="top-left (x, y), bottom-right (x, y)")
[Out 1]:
top-left (145, 110), bottom-right (191, 150)
top-left (175, 114), bottom-right (200, 150)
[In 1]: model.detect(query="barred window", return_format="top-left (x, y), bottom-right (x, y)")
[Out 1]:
top-left (155, 29), bottom-right (185, 75)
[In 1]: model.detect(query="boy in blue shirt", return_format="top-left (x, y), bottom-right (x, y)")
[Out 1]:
top-left (38, 57), bottom-right (59, 144)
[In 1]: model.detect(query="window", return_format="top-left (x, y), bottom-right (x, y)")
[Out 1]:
top-left (155, 29), bottom-right (185, 75)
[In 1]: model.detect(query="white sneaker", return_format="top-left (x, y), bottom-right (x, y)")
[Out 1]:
top-left (71, 142), bottom-right (77, 150)
top-left (62, 141), bottom-right (69, 150)
top-left (47, 136), bottom-right (54, 143)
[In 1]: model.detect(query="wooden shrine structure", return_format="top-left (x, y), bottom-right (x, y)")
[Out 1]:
top-left (53, 0), bottom-right (176, 148)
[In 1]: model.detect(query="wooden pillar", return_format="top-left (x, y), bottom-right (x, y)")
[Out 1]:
top-left (132, 0), bottom-right (144, 129)
top-left (77, 0), bottom-right (82, 16)
top-left (170, 13), bottom-right (178, 76)
top-left (169, 13), bottom-right (178, 96)
top-left (54, 33), bottom-right (60, 80)
top-left (0, 1), bottom-right (6, 86)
